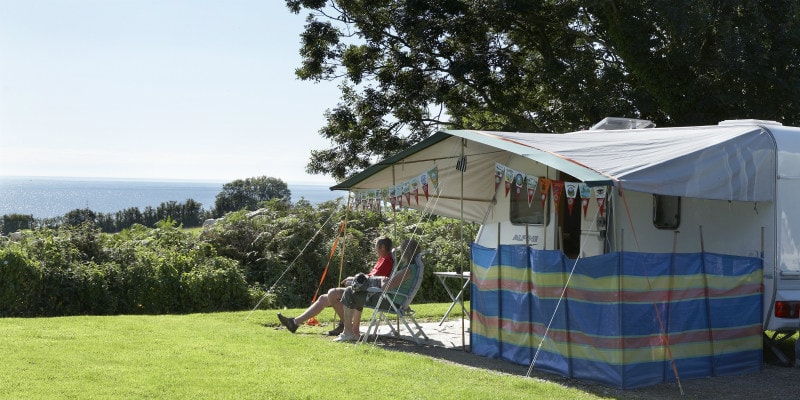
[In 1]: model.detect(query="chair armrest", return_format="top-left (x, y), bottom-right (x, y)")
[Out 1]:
top-left (382, 290), bottom-right (408, 299)
top-left (366, 287), bottom-right (407, 299)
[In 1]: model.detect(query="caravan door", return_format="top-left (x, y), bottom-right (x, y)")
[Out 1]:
top-left (578, 185), bottom-right (609, 257)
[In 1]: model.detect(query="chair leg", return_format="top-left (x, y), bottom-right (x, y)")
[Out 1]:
top-left (407, 315), bottom-right (429, 341)
top-left (396, 313), bottom-right (428, 344)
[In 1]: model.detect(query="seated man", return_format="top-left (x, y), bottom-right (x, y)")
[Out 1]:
top-left (277, 236), bottom-right (393, 334)
top-left (333, 239), bottom-right (420, 342)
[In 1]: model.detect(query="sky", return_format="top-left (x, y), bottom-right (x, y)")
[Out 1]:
top-left (0, 0), bottom-right (342, 184)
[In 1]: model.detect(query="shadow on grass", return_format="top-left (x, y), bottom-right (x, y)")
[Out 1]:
top-left (365, 334), bottom-right (799, 400)
top-left (363, 335), bottom-right (632, 399)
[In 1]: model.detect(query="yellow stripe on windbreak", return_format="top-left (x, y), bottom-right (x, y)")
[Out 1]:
top-left (558, 335), bottom-right (762, 365)
top-left (470, 263), bottom-right (530, 282)
top-left (472, 264), bottom-right (761, 294)
top-left (473, 322), bottom-right (762, 365)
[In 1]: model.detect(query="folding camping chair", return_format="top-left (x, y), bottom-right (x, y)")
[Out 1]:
top-left (362, 251), bottom-right (429, 344)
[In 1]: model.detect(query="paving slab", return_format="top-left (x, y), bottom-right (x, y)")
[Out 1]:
top-left (361, 318), bottom-right (470, 350)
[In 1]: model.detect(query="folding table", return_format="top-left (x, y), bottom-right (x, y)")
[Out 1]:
top-left (432, 271), bottom-right (470, 325)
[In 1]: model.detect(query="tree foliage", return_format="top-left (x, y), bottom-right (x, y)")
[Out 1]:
top-left (1, 194), bottom-right (474, 315)
top-left (287, 0), bottom-right (800, 181)
top-left (2, 214), bottom-right (34, 235)
top-left (213, 176), bottom-right (292, 216)
top-left (591, 1), bottom-right (800, 125)
top-left (0, 221), bottom-right (250, 316)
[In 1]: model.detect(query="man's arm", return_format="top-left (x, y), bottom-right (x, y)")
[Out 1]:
top-left (381, 267), bottom-right (411, 290)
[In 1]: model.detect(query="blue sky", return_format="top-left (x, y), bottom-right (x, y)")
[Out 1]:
top-left (0, 0), bottom-right (341, 184)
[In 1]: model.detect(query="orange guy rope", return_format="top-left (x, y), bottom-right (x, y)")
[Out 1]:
top-left (306, 196), bottom-right (352, 326)
top-left (305, 214), bottom-right (348, 326)
top-left (618, 183), bottom-right (684, 395)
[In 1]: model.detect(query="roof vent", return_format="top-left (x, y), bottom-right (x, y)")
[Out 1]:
top-left (590, 117), bottom-right (656, 130)
top-left (718, 119), bottom-right (782, 127)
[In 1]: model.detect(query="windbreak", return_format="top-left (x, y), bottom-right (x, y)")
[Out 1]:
top-left (470, 244), bottom-right (764, 389)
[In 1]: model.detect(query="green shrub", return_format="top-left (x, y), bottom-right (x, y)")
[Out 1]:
top-left (0, 247), bottom-right (42, 316)
top-left (0, 199), bottom-right (478, 316)
top-left (179, 257), bottom-right (250, 312)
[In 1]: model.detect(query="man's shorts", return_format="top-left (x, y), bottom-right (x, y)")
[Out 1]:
top-left (341, 285), bottom-right (396, 312)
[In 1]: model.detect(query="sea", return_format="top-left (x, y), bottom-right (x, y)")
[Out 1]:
top-left (0, 177), bottom-right (344, 219)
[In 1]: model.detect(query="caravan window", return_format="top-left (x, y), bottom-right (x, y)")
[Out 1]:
top-left (653, 194), bottom-right (680, 229)
top-left (510, 180), bottom-right (549, 225)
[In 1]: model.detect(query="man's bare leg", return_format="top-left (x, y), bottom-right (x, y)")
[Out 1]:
top-left (293, 294), bottom-right (331, 325)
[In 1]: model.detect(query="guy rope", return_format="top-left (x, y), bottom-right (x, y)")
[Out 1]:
top-left (306, 193), bottom-right (352, 326)
top-left (246, 202), bottom-right (342, 320)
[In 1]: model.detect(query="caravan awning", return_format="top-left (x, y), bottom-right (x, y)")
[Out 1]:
top-left (331, 124), bottom-right (777, 222)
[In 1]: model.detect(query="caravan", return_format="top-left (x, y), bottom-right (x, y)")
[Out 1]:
top-left (332, 118), bottom-right (800, 387)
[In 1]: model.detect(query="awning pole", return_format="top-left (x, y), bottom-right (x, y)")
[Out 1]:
top-left (460, 138), bottom-right (467, 351)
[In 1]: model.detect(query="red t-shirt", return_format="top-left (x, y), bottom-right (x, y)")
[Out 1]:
top-left (367, 255), bottom-right (393, 277)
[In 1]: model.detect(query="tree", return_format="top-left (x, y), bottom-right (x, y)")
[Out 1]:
top-left (2, 214), bottom-right (34, 234)
top-left (64, 208), bottom-right (96, 227)
top-left (213, 176), bottom-right (292, 216)
top-left (286, 0), bottom-right (800, 181)
top-left (589, 0), bottom-right (800, 125)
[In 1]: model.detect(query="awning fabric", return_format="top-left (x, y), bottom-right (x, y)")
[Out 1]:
top-left (331, 124), bottom-right (777, 222)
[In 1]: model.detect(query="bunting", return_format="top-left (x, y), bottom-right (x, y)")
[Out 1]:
top-left (396, 184), bottom-right (403, 207)
top-left (594, 186), bottom-right (608, 217)
top-left (420, 172), bottom-right (429, 200)
top-left (491, 163), bottom-right (607, 219)
top-left (350, 166), bottom-right (439, 212)
top-left (538, 177), bottom-right (551, 209)
top-left (514, 172), bottom-right (525, 200)
top-left (579, 183), bottom-right (592, 219)
top-left (504, 167), bottom-right (515, 197)
top-left (349, 164), bottom-right (610, 218)
top-left (495, 162), bottom-right (505, 193)
top-left (551, 180), bottom-right (564, 212)
top-left (526, 175), bottom-right (538, 207)
top-left (428, 167), bottom-right (439, 194)
top-left (565, 182), bottom-right (578, 216)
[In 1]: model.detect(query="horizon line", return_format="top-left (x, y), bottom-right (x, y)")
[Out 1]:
top-left (0, 174), bottom-right (337, 187)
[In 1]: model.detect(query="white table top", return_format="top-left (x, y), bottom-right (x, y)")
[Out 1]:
top-left (433, 271), bottom-right (471, 278)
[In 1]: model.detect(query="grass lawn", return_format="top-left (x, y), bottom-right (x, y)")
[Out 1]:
top-left (0, 304), bottom-right (606, 399)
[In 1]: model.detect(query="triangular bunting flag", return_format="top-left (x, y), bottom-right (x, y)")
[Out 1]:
top-left (504, 167), bottom-right (515, 197)
top-left (396, 184), bottom-right (403, 207)
top-left (538, 177), bottom-right (551, 208)
top-left (594, 186), bottom-right (608, 217)
top-left (514, 172), bottom-right (524, 200)
top-left (428, 167), bottom-right (439, 194)
top-left (495, 163), bottom-right (505, 193)
top-left (565, 182), bottom-right (578, 216)
top-left (579, 183), bottom-right (591, 219)
top-left (551, 181), bottom-right (564, 212)
top-left (420, 172), bottom-right (429, 200)
top-left (526, 175), bottom-right (538, 207)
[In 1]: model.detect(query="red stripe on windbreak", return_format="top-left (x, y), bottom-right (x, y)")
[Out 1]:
top-left (472, 277), bottom-right (535, 292)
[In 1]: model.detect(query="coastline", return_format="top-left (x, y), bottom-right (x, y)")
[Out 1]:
top-left (0, 176), bottom-right (342, 219)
